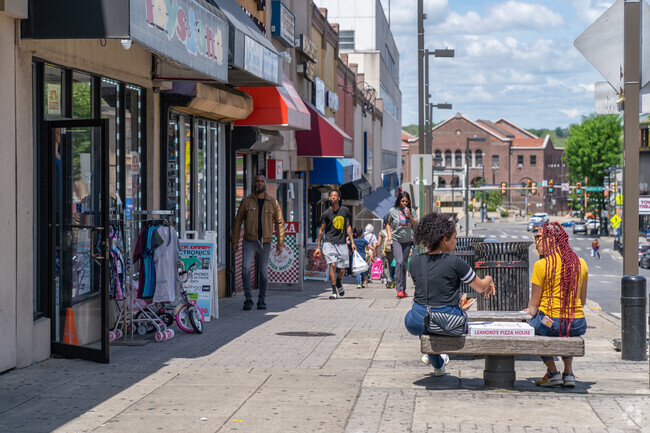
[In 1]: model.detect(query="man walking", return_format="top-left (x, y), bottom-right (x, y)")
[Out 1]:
top-left (232, 174), bottom-right (285, 310)
top-left (315, 190), bottom-right (355, 299)
top-left (591, 237), bottom-right (600, 260)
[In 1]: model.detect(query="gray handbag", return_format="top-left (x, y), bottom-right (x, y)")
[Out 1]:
top-left (421, 255), bottom-right (468, 336)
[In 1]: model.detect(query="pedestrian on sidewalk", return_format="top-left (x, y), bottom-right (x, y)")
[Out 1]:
top-left (377, 225), bottom-right (394, 287)
top-left (385, 192), bottom-right (418, 298)
top-left (353, 227), bottom-right (369, 288)
top-left (591, 237), bottom-right (600, 259)
top-left (526, 223), bottom-right (588, 388)
top-left (315, 190), bottom-right (355, 299)
top-left (232, 174), bottom-right (285, 311)
top-left (405, 212), bottom-right (495, 376)
top-left (362, 224), bottom-right (378, 263)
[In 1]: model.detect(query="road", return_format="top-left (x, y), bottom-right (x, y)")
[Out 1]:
top-left (473, 221), bottom-right (650, 316)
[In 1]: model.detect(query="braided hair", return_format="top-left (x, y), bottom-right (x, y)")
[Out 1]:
top-left (413, 212), bottom-right (456, 251)
top-left (537, 222), bottom-right (581, 336)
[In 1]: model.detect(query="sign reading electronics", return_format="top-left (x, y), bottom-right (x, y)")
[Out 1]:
top-left (131, 0), bottom-right (228, 82)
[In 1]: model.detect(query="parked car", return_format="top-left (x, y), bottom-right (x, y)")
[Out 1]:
top-left (639, 244), bottom-right (650, 265)
top-left (561, 221), bottom-right (574, 227)
top-left (573, 220), bottom-right (587, 234)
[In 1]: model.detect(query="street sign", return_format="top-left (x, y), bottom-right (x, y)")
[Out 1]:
top-left (574, 0), bottom-right (650, 90)
top-left (610, 214), bottom-right (621, 228)
top-left (585, 186), bottom-right (604, 192)
top-left (595, 81), bottom-right (623, 114)
top-left (616, 194), bottom-right (623, 205)
top-left (561, 183), bottom-right (569, 192)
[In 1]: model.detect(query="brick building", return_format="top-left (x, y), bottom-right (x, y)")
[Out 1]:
top-left (411, 113), bottom-right (566, 214)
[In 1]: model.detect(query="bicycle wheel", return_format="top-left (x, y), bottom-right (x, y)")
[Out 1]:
top-left (188, 305), bottom-right (204, 334)
top-left (175, 304), bottom-right (195, 333)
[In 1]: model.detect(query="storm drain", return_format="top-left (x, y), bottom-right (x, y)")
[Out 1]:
top-left (275, 331), bottom-right (335, 337)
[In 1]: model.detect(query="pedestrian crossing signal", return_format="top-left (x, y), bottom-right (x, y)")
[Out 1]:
top-left (576, 182), bottom-right (581, 194)
top-left (501, 182), bottom-right (507, 195)
top-left (436, 200), bottom-right (441, 208)
top-left (548, 179), bottom-right (554, 193)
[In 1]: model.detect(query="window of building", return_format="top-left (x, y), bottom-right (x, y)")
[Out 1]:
top-left (380, 84), bottom-right (398, 120)
top-left (530, 155), bottom-right (536, 166)
top-left (455, 150), bottom-right (462, 167)
top-left (384, 43), bottom-right (398, 82)
top-left (445, 150), bottom-right (452, 167)
top-left (339, 30), bottom-right (355, 50)
top-left (434, 150), bottom-right (442, 166)
top-left (517, 155), bottom-right (524, 166)
top-left (475, 150), bottom-right (482, 166)
top-left (492, 155), bottom-right (499, 168)
top-left (382, 151), bottom-right (397, 171)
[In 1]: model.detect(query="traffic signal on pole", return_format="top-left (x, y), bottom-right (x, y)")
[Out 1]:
top-left (501, 182), bottom-right (507, 195)
top-left (576, 182), bottom-right (581, 194)
top-left (548, 179), bottom-right (554, 193)
top-left (531, 182), bottom-right (537, 195)
top-left (611, 182), bottom-right (616, 194)
top-left (436, 200), bottom-right (441, 208)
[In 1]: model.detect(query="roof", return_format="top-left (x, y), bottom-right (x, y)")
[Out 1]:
top-left (512, 135), bottom-right (551, 149)
top-left (495, 118), bottom-right (538, 139)
top-left (476, 120), bottom-right (515, 139)
top-left (431, 113), bottom-right (510, 141)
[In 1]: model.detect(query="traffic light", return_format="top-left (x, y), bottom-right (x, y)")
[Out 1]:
top-left (501, 182), bottom-right (507, 195)
top-left (548, 179), bottom-right (554, 193)
top-left (531, 182), bottom-right (537, 195)
top-left (576, 182), bottom-right (581, 194)
top-left (436, 200), bottom-right (441, 208)
top-left (526, 179), bottom-right (531, 189)
top-left (611, 182), bottom-right (616, 194)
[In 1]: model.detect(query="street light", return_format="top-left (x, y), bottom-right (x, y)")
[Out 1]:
top-left (465, 136), bottom-right (486, 236)
top-left (424, 48), bottom-right (455, 155)
top-left (480, 164), bottom-right (485, 223)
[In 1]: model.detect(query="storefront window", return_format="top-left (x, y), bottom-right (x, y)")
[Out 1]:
top-left (196, 120), bottom-right (207, 236)
top-left (72, 72), bottom-right (92, 119)
top-left (101, 79), bottom-right (119, 208)
top-left (184, 119), bottom-right (192, 233)
top-left (167, 113), bottom-right (181, 229)
top-left (235, 154), bottom-right (246, 208)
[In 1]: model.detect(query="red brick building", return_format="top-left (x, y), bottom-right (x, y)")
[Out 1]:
top-left (405, 113), bottom-right (566, 214)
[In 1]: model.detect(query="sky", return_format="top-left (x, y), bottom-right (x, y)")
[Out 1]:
top-left (372, 0), bottom-right (616, 130)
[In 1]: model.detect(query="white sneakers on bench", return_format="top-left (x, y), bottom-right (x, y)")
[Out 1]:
top-left (421, 353), bottom-right (450, 376)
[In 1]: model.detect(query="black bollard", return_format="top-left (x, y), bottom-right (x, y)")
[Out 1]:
top-left (621, 275), bottom-right (648, 361)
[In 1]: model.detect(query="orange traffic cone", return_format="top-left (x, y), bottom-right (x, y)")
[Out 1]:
top-left (63, 307), bottom-right (79, 345)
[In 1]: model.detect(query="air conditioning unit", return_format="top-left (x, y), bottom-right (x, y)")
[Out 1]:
top-left (517, 164), bottom-right (523, 169)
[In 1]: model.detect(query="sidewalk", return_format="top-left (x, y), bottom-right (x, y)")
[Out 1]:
top-left (1, 278), bottom-right (648, 433)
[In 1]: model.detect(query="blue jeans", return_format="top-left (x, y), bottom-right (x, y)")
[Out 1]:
top-left (242, 240), bottom-right (272, 302)
top-left (530, 311), bottom-right (587, 362)
top-left (356, 271), bottom-right (368, 285)
top-left (404, 303), bottom-right (464, 368)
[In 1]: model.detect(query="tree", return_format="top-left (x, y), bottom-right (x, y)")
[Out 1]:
top-left (564, 113), bottom-right (622, 224)
top-left (402, 124), bottom-right (419, 136)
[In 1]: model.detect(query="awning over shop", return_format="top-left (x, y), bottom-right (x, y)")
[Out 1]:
top-left (22, 0), bottom-right (230, 83)
top-left (310, 158), bottom-right (361, 185)
top-left (340, 177), bottom-right (372, 201)
top-left (232, 127), bottom-right (284, 152)
top-left (363, 188), bottom-right (397, 221)
top-left (168, 82), bottom-right (253, 122)
top-left (235, 73), bottom-right (310, 130)
top-left (296, 102), bottom-right (351, 157)
top-left (212, 0), bottom-right (281, 86)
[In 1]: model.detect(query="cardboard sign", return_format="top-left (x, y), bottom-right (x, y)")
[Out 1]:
top-left (468, 321), bottom-right (535, 337)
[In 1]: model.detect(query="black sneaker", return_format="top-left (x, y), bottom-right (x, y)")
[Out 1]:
top-left (337, 286), bottom-right (345, 297)
top-left (257, 301), bottom-right (267, 310)
top-left (243, 299), bottom-right (254, 311)
top-left (329, 289), bottom-right (338, 299)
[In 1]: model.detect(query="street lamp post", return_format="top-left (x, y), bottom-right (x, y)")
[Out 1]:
top-left (481, 164), bottom-right (485, 223)
top-left (465, 136), bottom-right (486, 236)
top-left (424, 49), bottom-right (454, 155)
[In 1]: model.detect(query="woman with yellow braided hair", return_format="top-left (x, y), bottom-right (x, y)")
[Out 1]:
top-left (525, 222), bottom-right (589, 388)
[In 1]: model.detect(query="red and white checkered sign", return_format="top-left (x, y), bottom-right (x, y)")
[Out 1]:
top-left (269, 222), bottom-right (300, 284)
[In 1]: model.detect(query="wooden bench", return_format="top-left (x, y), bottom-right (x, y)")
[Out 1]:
top-left (421, 334), bottom-right (584, 388)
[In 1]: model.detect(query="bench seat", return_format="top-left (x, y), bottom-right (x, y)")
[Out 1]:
top-left (467, 311), bottom-right (532, 323)
top-left (420, 334), bottom-right (584, 388)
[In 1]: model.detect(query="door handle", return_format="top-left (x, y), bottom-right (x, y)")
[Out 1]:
top-left (90, 227), bottom-right (108, 260)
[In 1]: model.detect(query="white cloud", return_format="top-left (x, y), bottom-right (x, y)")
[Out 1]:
top-left (560, 108), bottom-right (584, 118)
top-left (571, 0), bottom-right (615, 26)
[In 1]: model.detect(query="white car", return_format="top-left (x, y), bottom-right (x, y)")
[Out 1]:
top-left (532, 212), bottom-right (549, 224)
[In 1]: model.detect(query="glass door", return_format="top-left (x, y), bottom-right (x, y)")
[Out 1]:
top-left (48, 119), bottom-right (110, 363)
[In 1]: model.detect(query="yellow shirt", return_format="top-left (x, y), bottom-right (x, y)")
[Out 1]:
top-left (531, 253), bottom-right (588, 319)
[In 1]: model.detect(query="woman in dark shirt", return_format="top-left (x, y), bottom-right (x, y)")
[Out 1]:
top-left (404, 212), bottom-right (496, 376)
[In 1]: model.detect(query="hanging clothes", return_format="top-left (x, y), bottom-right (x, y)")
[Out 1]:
top-left (134, 223), bottom-right (163, 299)
top-left (152, 225), bottom-right (181, 303)
top-left (109, 225), bottom-right (125, 300)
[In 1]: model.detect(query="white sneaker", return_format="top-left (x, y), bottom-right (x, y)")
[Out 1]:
top-left (432, 354), bottom-right (450, 377)
top-left (329, 291), bottom-right (338, 299)
top-left (421, 354), bottom-right (431, 365)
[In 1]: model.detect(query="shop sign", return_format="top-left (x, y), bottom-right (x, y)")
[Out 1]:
top-left (269, 222), bottom-right (300, 284)
top-left (271, 1), bottom-right (295, 47)
top-left (131, 0), bottom-right (228, 82)
top-left (326, 91), bottom-right (339, 111)
top-left (298, 61), bottom-right (315, 82)
top-left (267, 159), bottom-right (283, 179)
top-left (314, 77), bottom-right (325, 114)
top-left (640, 196), bottom-right (650, 215)
top-left (296, 34), bottom-right (317, 62)
top-left (244, 35), bottom-right (279, 83)
top-left (179, 241), bottom-right (214, 322)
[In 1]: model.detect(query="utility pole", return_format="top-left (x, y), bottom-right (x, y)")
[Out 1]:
top-left (465, 136), bottom-right (485, 236)
top-left (417, 0), bottom-right (424, 154)
top-left (623, 0), bottom-right (641, 275)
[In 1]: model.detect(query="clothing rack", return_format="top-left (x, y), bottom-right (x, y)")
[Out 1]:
top-left (111, 209), bottom-right (176, 344)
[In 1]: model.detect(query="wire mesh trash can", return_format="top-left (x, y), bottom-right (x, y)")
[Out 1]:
top-left (454, 237), bottom-right (485, 296)
top-left (473, 242), bottom-right (532, 311)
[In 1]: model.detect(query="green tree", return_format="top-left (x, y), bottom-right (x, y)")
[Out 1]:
top-left (564, 114), bottom-right (622, 222)
top-left (402, 124), bottom-right (419, 136)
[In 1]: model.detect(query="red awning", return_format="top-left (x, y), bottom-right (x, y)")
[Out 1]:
top-left (295, 102), bottom-right (351, 157)
top-left (235, 74), bottom-right (310, 130)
